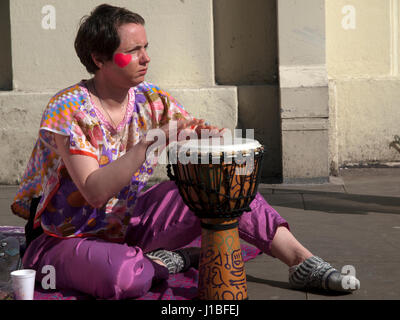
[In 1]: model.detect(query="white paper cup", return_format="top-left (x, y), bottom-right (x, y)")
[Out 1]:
top-left (10, 269), bottom-right (36, 300)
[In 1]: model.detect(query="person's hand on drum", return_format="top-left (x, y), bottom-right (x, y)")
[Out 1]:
top-left (142, 118), bottom-right (203, 153)
top-left (158, 118), bottom-right (225, 142)
top-left (189, 118), bottom-right (227, 139)
top-left (142, 118), bottom-right (227, 159)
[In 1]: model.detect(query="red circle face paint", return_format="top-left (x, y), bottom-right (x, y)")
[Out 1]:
top-left (114, 53), bottom-right (132, 68)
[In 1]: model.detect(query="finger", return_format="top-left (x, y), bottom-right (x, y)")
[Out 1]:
top-left (186, 119), bottom-right (203, 130)
top-left (176, 119), bottom-right (192, 130)
top-left (218, 128), bottom-right (229, 137)
top-left (195, 123), bottom-right (209, 134)
top-left (210, 129), bottom-right (220, 136)
top-left (193, 118), bottom-right (206, 124)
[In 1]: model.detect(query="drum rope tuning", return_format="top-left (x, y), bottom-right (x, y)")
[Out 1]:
top-left (166, 147), bottom-right (264, 219)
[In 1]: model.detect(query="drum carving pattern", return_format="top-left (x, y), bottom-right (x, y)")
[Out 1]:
top-left (198, 219), bottom-right (247, 300)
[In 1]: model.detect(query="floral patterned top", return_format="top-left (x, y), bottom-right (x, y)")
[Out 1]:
top-left (11, 80), bottom-right (191, 242)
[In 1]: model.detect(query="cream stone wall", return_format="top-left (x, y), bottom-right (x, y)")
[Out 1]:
top-left (0, 0), bottom-right (239, 184)
top-left (9, 0), bottom-right (215, 91)
top-left (327, 0), bottom-right (400, 171)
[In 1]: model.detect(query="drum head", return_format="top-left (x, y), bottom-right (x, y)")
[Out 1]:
top-left (172, 138), bottom-right (262, 159)
top-left (175, 137), bottom-right (260, 151)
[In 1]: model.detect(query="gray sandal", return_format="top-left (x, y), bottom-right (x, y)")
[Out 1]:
top-left (289, 256), bottom-right (360, 292)
top-left (146, 247), bottom-right (200, 274)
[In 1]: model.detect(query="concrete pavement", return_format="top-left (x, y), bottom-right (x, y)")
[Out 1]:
top-left (1, 168), bottom-right (400, 300)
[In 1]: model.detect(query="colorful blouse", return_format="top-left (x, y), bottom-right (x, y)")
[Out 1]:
top-left (11, 81), bottom-right (191, 242)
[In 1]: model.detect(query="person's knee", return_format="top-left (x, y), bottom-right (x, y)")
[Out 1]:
top-left (111, 255), bottom-right (155, 299)
top-left (62, 246), bottom-right (155, 300)
top-left (93, 247), bottom-right (164, 300)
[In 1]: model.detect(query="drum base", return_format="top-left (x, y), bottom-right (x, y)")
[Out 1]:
top-left (197, 218), bottom-right (248, 300)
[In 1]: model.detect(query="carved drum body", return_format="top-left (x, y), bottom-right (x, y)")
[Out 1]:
top-left (167, 138), bottom-right (264, 300)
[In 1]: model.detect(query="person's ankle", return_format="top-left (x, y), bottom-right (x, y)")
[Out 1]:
top-left (290, 252), bottom-right (313, 267)
top-left (151, 258), bottom-right (167, 268)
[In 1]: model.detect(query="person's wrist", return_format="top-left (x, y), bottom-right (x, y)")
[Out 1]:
top-left (138, 136), bottom-right (152, 160)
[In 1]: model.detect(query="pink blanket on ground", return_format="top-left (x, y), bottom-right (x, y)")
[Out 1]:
top-left (0, 226), bottom-right (261, 300)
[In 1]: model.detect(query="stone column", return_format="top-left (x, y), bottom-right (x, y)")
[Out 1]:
top-left (277, 0), bottom-right (329, 183)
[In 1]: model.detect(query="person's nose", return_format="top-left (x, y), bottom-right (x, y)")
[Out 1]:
top-left (140, 49), bottom-right (150, 65)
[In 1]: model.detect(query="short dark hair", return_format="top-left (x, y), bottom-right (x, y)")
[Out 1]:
top-left (74, 4), bottom-right (145, 74)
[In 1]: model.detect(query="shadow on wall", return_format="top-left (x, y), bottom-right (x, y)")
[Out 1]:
top-left (213, 0), bottom-right (282, 182)
top-left (0, 0), bottom-right (13, 91)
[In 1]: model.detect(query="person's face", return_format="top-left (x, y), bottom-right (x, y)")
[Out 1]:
top-left (97, 23), bottom-right (150, 88)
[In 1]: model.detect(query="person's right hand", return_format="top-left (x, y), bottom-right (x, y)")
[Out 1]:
top-left (140, 118), bottom-right (205, 155)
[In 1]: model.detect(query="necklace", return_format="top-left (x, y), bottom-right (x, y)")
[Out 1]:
top-left (91, 79), bottom-right (128, 130)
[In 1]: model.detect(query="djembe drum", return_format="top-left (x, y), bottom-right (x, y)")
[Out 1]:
top-left (167, 138), bottom-right (264, 300)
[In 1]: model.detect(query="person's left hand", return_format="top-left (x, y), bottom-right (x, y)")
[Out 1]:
top-left (189, 118), bottom-right (227, 139)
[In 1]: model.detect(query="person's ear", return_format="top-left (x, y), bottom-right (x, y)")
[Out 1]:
top-left (91, 53), bottom-right (104, 69)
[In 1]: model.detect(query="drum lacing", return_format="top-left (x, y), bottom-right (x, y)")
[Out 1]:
top-left (166, 148), bottom-right (264, 219)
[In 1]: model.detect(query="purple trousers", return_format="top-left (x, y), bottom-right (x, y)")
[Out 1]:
top-left (22, 181), bottom-right (289, 300)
